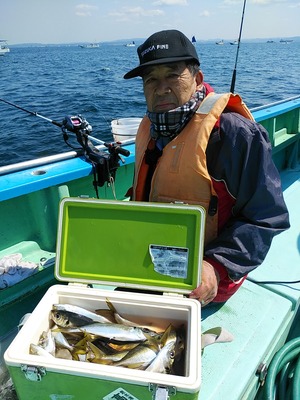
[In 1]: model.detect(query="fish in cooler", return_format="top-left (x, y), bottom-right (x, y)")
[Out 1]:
top-left (51, 303), bottom-right (112, 327)
top-left (29, 299), bottom-right (186, 375)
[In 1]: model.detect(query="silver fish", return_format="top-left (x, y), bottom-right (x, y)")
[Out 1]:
top-left (145, 341), bottom-right (176, 373)
top-left (38, 330), bottom-right (56, 356)
top-left (114, 343), bottom-right (158, 369)
top-left (105, 299), bottom-right (163, 333)
top-left (52, 330), bottom-right (74, 352)
top-left (51, 303), bottom-right (112, 327)
top-left (61, 323), bottom-right (148, 342)
top-left (29, 343), bottom-right (55, 358)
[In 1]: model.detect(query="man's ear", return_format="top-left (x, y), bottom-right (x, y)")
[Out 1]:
top-left (196, 71), bottom-right (204, 89)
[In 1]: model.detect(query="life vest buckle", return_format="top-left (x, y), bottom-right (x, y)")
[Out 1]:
top-left (208, 195), bottom-right (218, 216)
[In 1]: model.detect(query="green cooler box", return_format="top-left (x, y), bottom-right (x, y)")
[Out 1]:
top-left (5, 198), bottom-right (205, 400)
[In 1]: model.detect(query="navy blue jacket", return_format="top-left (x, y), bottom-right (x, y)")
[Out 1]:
top-left (205, 111), bottom-right (290, 280)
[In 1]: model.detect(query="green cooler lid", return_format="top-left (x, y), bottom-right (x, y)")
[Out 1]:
top-left (55, 198), bottom-right (205, 294)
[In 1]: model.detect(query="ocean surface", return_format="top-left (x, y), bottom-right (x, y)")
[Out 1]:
top-left (0, 40), bottom-right (299, 167)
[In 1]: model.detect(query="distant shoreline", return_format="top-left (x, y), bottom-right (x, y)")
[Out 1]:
top-left (6, 36), bottom-right (300, 47)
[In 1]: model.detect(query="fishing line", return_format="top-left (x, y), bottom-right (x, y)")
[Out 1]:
top-left (230, 0), bottom-right (247, 93)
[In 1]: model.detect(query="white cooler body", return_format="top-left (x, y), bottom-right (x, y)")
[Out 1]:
top-left (5, 284), bottom-right (201, 400)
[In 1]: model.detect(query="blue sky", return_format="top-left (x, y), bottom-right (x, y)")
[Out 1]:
top-left (1, 0), bottom-right (299, 45)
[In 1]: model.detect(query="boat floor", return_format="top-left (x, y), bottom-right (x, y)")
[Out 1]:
top-left (199, 164), bottom-right (300, 399)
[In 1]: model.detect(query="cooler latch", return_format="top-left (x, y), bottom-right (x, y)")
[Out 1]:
top-left (21, 365), bottom-right (46, 381)
top-left (149, 383), bottom-right (176, 400)
top-left (68, 282), bottom-right (91, 288)
top-left (162, 292), bottom-right (184, 298)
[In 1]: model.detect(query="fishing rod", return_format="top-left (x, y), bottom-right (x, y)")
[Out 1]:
top-left (0, 97), bottom-right (128, 150)
top-left (0, 97), bottom-right (130, 195)
top-left (230, 0), bottom-right (247, 93)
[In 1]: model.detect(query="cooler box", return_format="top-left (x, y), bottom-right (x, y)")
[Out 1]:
top-left (5, 198), bottom-right (205, 400)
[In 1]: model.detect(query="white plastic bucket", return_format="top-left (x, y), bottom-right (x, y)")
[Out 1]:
top-left (111, 118), bottom-right (142, 142)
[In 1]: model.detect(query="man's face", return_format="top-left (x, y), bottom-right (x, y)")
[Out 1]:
top-left (142, 62), bottom-right (203, 113)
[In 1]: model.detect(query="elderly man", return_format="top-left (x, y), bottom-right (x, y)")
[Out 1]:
top-left (124, 30), bottom-right (289, 306)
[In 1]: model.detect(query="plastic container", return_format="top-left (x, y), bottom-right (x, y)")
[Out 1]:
top-left (111, 118), bottom-right (142, 141)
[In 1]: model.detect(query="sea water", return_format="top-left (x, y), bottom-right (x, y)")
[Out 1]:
top-left (0, 41), bottom-right (299, 166)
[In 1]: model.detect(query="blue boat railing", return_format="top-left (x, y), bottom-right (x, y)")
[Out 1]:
top-left (250, 95), bottom-right (300, 115)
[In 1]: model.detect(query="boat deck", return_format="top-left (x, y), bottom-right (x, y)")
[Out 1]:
top-left (199, 164), bottom-right (300, 399)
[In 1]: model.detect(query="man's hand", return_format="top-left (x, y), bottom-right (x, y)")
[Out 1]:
top-left (189, 260), bottom-right (220, 306)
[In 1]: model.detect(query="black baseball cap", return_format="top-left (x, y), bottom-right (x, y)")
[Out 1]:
top-left (123, 30), bottom-right (200, 79)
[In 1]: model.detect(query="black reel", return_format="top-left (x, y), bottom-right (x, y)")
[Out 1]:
top-left (61, 115), bottom-right (130, 196)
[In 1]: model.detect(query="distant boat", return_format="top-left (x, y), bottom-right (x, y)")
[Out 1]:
top-left (216, 40), bottom-right (224, 45)
top-left (267, 40), bottom-right (275, 43)
top-left (0, 40), bottom-right (10, 56)
top-left (125, 41), bottom-right (135, 47)
top-left (192, 36), bottom-right (196, 45)
top-left (230, 40), bottom-right (238, 45)
top-left (280, 39), bottom-right (293, 44)
top-left (79, 43), bottom-right (100, 49)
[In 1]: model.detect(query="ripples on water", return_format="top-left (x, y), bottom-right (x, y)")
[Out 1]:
top-left (0, 41), bottom-right (299, 166)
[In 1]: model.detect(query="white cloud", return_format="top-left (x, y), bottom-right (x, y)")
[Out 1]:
top-left (199, 10), bottom-right (210, 17)
top-left (152, 0), bottom-right (188, 5)
top-left (222, 0), bottom-right (288, 6)
top-left (251, 0), bottom-right (274, 4)
top-left (109, 7), bottom-right (164, 20)
top-left (241, 0), bottom-right (289, 4)
top-left (75, 4), bottom-right (98, 17)
top-left (127, 7), bottom-right (164, 17)
top-left (223, 0), bottom-right (242, 5)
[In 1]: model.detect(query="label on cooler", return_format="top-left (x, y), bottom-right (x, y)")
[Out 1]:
top-left (103, 388), bottom-right (140, 400)
top-left (149, 244), bottom-right (188, 278)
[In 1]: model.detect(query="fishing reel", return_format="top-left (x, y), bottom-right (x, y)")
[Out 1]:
top-left (62, 115), bottom-right (93, 137)
top-left (61, 115), bottom-right (130, 194)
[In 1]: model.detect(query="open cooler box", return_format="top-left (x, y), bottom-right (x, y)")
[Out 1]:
top-left (5, 198), bottom-right (205, 400)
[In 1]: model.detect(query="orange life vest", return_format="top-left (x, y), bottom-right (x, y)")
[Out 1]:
top-left (133, 92), bottom-right (253, 244)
